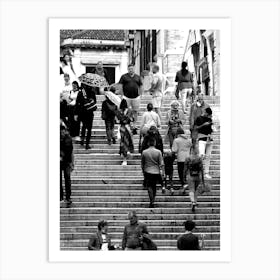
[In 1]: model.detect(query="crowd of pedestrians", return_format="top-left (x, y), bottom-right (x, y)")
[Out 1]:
top-left (59, 52), bottom-right (216, 249)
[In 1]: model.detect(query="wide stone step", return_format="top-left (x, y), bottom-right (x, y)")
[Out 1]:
top-left (87, 129), bottom-right (220, 135)
top-left (70, 187), bottom-right (220, 193)
top-left (73, 160), bottom-right (221, 166)
top-left (70, 183), bottom-right (220, 188)
top-left (69, 191), bottom-right (220, 197)
top-left (60, 213), bottom-right (220, 221)
top-left (60, 232), bottom-right (220, 240)
top-left (60, 239), bottom-right (220, 248)
top-left (60, 225), bottom-right (220, 233)
top-left (71, 179), bottom-right (219, 185)
top-left (60, 246), bottom-right (220, 251)
top-left (60, 201), bottom-right (220, 208)
top-left (73, 144), bottom-right (221, 150)
top-left (70, 179), bottom-right (220, 185)
top-left (73, 149), bottom-right (221, 156)
top-left (60, 208), bottom-right (220, 215)
top-left (71, 170), bottom-right (221, 177)
top-left (73, 162), bottom-right (220, 170)
top-left (82, 139), bottom-right (221, 145)
top-left (60, 219), bottom-right (220, 227)
top-left (69, 196), bottom-right (220, 202)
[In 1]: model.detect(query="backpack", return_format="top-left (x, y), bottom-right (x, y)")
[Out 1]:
top-left (188, 157), bottom-right (202, 176)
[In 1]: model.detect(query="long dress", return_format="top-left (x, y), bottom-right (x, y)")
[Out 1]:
top-left (117, 108), bottom-right (134, 157)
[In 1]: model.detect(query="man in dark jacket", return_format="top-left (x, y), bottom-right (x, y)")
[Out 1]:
top-left (177, 220), bottom-right (202, 250)
top-left (75, 83), bottom-right (97, 149)
top-left (60, 124), bottom-right (74, 206)
top-left (122, 211), bottom-right (149, 250)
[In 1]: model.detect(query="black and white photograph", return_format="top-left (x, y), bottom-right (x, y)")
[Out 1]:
top-left (1, 0), bottom-right (280, 279)
top-left (49, 18), bottom-right (231, 262)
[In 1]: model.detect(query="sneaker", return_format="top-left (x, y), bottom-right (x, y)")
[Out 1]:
top-left (66, 199), bottom-right (72, 205)
top-left (149, 202), bottom-right (154, 208)
top-left (108, 141), bottom-right (112, 146)
top-left (121, 160), bottom-right (127, 166)
top-left (80, 140), bottom-right (84, 146)
top-left (205, 174), bottom-right (212, 179)
top-left (191, 203), bottom-right (196, 212)
top-left (85, 145), bottom-right (91, 150)
top-left (112, 138), bottom-right (116, 144)
top-left (182, 184), bottom-right (187, 195)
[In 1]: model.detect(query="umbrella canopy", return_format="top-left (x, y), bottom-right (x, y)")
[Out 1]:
top-left (78, 73), bottom-right (109, 88)
top-left (104, 90), bottom-right (121, 107)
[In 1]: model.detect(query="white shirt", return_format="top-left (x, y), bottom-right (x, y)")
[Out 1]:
top-left (141, 111), bottom-right (161, 129)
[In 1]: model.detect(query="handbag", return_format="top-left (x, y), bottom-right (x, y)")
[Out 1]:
top-left (198, 181), bottom-right (211, 195)
top-left (141, 236), bottom-right (157, 250)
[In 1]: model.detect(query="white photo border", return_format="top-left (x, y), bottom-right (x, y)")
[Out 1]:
top-left (49, 18), bottom-right (231, 262)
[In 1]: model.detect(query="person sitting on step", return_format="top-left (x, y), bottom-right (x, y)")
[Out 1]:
top-left (122, 211), bottom-right (149, 250)
top-left (88, 220), bottom-right (116, 250)
top-left (177, 220), bottom-right (204, 250)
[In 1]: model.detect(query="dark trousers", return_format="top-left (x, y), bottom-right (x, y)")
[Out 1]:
top-left (105, 119), bottom-right (115, 142)
top-left (60, 162), bottom-right (72, 200)
top-left (177, 162), bottom-right (186, 186)
top-left (164, 173), bottom-right (173, 189)
top-left (81, 113), bottom-right (93, 145)
top-left (144, 172), bottom-right (161, 204)
top-left (68, 106), bottom-right (80, 137)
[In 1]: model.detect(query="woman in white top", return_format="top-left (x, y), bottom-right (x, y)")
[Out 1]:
top-left (68, 81), bottom-right (81, 140)
top-left (140, 103), bottom-right (161, 136)
top-left (60, 53), bottom-right (78, 84)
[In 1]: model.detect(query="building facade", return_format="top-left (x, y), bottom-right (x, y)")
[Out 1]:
top-left (128, 29), bottom-right (220, 96)
top-left (60, 30), bottom-right (130, 84)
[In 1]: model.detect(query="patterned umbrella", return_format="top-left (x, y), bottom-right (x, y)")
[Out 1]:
top-left (78, 73), bottom-right (109, 88)
top-left (104, 90), bottom-right (121, 107)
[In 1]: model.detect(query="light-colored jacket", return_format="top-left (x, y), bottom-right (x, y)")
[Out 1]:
top-left (141, 111), bottom-right (161, 130)
top-left (172, 134), bottom-right (192, 162)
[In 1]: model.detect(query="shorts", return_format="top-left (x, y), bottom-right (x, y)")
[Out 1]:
top-left (152, 95), bottom-right (163, 108)
top-left (123, 96), bottom-right (140, 111)
top-left (179, 88), bottom-right (193, 99)
top-left (188, 178), bottom-right (200, 192)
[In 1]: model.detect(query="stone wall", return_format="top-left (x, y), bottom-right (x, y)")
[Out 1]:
top-left (72, 48), bottom-right (129, 82)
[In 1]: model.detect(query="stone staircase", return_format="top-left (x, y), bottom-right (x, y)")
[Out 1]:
top-left (60, 92), bottom-right (220, 251)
